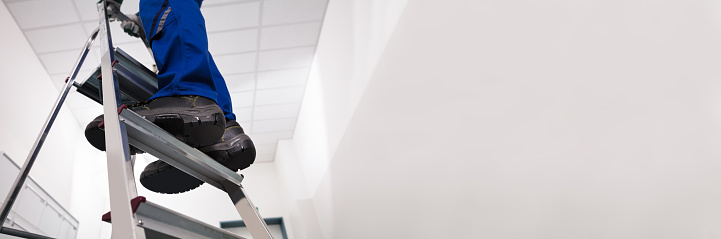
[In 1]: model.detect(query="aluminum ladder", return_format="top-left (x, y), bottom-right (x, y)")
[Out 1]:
top-left (0, 1), bottom-right (273, 238)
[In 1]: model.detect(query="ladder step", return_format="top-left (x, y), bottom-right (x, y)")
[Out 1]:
top-left (120, 109), bottom-right (244, 190)
top-left (75, 47), bottom-right (158, 106)
top-left (102, 197), bottom-right (246, 239)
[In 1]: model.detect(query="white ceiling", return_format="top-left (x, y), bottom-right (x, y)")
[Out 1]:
top-left (3, 0), bottom-right (328, 163)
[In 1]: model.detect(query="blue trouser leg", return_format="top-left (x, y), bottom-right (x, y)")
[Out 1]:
top-left (209, 54), bottom-right (235, 120)
top-left (138, 0), bottom-right (236, 120)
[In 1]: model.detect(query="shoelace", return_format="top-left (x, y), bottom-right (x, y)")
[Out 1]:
top-left (128, 100), bottom-right (150, 108)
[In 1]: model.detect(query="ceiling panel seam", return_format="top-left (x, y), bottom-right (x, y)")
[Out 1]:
top-left (254, 65), bottom-right (309, 74)
top-left (202, 0), bottom-right (259, 8)
top-left (254, 85), bottom-right (307, 92)
top-left (69, 0), bottom-right (84, 29)
top-left (261, 20), bottom-right (323, 29)
top-left (252, 116), bottom-right (297, 123)
top-left (2, 0), bottom-right (33, 3)
top-left (18, 19), bottom-right (85, 31)
top-left (236, 102), bottom-right (300, 109)
top-left (212, 44), bottom-right (317, 58)
top-left (205, 20), bottom-right (322, 35)
top-left (250, 0), bottom-right (264, 130)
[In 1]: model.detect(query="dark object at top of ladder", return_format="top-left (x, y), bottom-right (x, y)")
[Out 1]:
top-left (75, 48), bottom-right (158, 106)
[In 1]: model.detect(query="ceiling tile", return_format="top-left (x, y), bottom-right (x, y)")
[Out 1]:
top-left (49, 70), bottom-right (94, 92)
top-left (73, 0), bottom-right (141, 22)
top-left (256, 68), bottom-right (309, 89)
top-left (119, 0), bottom-right (140, 16)
top-left (257, 47), bottom-right (315, 71)
top-left (237, 120), bottom-right (253, 133)
top-left (248, 131), bottom-right (293, 145)
top-left (83, 22), bottom-right (99, 35)
top-left (260, 22), bottom-right (321, 50)
top-left (39, 50), bottom-right (100, 75)
top-left (7, 0), bottom-right (80, 29)
top-left (254, 155), bottom-right (273, 163)
top-left (225, 73), bottom-right (255, 92)
top-left (214, 52), bottom-right (256, 75)
top-left (232, 107), bottom-right (253, 122)
top-left (230, 90), bottom-right (255, 108)
top-left (254, 142), bottom-right (277, 157)
top-left (202, 0), bottom-right (258, 7)
top-left (71, 70), bottom-right (96, 85)
top-left (70, 106), bottom-right (103, 127)
top-left (66, 88), bottom-right (101, 109)
top-left (202, 2), bottom-right (260, 32)
top-left (109, 21), bottom-right (141, 45)
top-left (25, 25), bottom-right (88, 53)
top-left (74, 0), bottom-right (99, 21)
top-left (254, 86), bottom-right (304, 105)
top-left (114, 42), bottom-right (155, 69)
top-left (262, 0), bottom-right (327, 26)
top-left (208, 29), bottom-right (258, 54)
top-left (49, 73), bottom-right (68, 92)
top-left (252, 118), bottom-right (296, 133)
top-left (254, 103), bottom-right (300, 120)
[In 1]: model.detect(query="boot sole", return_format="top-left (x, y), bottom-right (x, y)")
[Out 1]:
top-left (139, 161), bottom-right (204, 194)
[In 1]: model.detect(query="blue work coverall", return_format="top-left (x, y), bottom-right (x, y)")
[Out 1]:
top-left (138, 0), bottom-right (236, 121)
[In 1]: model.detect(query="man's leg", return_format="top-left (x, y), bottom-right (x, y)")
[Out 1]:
top-left (136, 0), bottom-right (253, 193)
top-left (140, 0), bottom-right (219, 103)
top-left (209, 54), bottom-right (236, 121)
top-left (133, 0), bottom-right (226, 193)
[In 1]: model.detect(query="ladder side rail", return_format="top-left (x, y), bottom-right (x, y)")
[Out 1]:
top-left (0, 26), bottom-right (99, 227)
top-left (0, 227), bottom-right (54, 239)
top-left (223, 182), bottom-right (273, 239)
top-left (97, 1), bottom-right (146, 239)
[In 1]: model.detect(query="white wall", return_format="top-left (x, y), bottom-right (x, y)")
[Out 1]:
top-left (290, 0), bottom-right (409, 197)
top-left (274, 0), bottom-right (408, 238)
top-left (0, 4), bottom-right (108, 238)
top-left (0, 3), bottom-right (78, 205)
top-left (277, 0), bottom-right (721, 238)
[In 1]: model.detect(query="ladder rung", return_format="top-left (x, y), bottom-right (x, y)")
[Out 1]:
top-left (136, 200), bottom-right (246, 239)
top-left (103, 197), bottom-right (246, 239)
top-left (120, 109), bottom-right (244, 190)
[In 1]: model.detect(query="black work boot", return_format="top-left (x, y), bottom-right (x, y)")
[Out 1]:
top-left (130, 95), bottom-right (226, 147)
top-left (84, 115), bottom-right (144, 154)
top-left (139, 120), bottom-right (256, 194)
top-left (84, 96), bottom-right (226, 194)
top-left (139, 160), bottom-right (203, 194)
top-left (199, 120), bottom-right (256, 171)
top-left (84, 95), bottom-right (226, 152)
